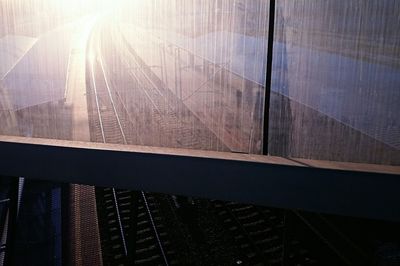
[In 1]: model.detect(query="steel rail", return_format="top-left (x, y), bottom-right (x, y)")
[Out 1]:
top-left (89, 30), bottom-right (128, 257)
top-left (94, 26), bottom-right (169, 265)
top-left (141, 191), bottom-right (170, 266)
top-left (115, 40), bottom-right (170, 266)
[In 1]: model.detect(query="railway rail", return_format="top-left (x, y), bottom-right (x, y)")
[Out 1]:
top-left (87, 26), bottom-right (174, 265)
top-left (83, 24), bottom-right (357, 266)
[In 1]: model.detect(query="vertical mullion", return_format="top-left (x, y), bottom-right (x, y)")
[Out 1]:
top-left (263, 0), bottom-right (276, 155)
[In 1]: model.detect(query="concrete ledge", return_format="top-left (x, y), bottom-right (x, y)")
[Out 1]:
top-left (0, 135), bottom-right (399, 221)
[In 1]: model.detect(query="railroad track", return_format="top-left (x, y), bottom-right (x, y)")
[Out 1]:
top-left (210, 200), bottom-right (321, 266)
top-left (210, 200), bottom-right (284, 265)
top-left (110, 27), bottom-right (230, 151)
top-left (84, 23), bottom-right (348, 266)
top-left (86, 26), bottom-right (174, 265)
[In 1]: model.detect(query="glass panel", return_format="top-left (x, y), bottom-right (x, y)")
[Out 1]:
top-left (269, 0), bottom-right (400, 164)
top-left (0, 0), bottom-right (269, 154)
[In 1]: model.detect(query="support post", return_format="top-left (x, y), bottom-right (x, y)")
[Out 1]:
top-left (263, 0), bottom-right (276, 155)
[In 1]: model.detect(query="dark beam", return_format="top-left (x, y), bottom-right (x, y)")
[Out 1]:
top-left (0, 137), bottom-right (399, 221)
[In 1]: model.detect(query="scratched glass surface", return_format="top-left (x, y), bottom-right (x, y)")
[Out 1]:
top-left (1, 0), bottom-right (399, 164)
top-left (0, 0), bottom-right (269, 154)
top-left (268, 0), bottom-right (400, 165)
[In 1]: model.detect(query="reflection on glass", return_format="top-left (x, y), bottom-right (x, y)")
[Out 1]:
top-left (269, 0), bottom-right (400, 165)
top-left (0, 0), bottom-right (269, 154)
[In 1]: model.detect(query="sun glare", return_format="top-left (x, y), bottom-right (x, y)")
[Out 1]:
top-left (48, 0), bottom-right (126, 17)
